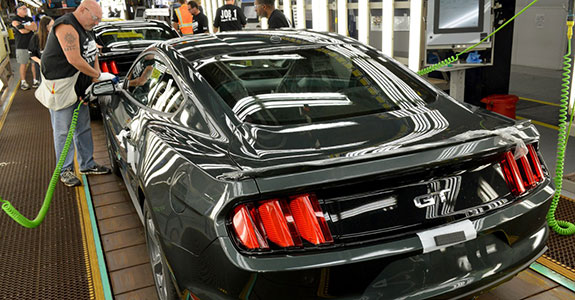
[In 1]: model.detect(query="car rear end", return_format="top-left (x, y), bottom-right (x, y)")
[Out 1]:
top-left (167, 33), bottom-right (553, 299)
top-left (193, 126), bottom-right (552, 299)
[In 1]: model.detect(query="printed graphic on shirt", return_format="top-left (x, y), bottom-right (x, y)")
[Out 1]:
top-left (83, 37), bottom-right (98, 65)
top-left (220, 9), bottom-right (239, 22)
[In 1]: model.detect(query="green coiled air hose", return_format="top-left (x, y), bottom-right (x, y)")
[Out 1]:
top-left (546, 17), bottom-right (575, 235)
top-left (0, 101), bottom-right (83, 228)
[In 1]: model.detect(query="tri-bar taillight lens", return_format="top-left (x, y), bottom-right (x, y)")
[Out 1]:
top-left (500, 144), bottom-right (544, 196)
top-left (230, 193), bottom-right (333, 251)
top-left (100, 61), bottom-right (119, 75)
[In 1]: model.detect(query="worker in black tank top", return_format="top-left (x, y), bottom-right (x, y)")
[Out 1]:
top-left (40, 0), bottom-right (114, 187)
top-left (42, 9), bottom-right (99, 96)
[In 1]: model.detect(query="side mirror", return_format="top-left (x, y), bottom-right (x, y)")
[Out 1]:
top-left (92, 80), bottom-right (116, 96)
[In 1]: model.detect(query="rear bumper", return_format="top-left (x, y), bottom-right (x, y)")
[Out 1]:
top-left (168, 181), bottom-right (553, 299)
top-left (218, 181), bottom-right (554, 272)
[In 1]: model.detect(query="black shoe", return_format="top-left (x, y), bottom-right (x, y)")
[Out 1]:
top-left (60, 169), bottom-right (82, 187)
top-left (80, 163), bottom-right (111, 175)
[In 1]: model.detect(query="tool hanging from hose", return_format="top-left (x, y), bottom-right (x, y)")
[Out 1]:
top-left (546, 0), bottom-right (575, 235)
top-left (0, 101), bottom-right (83, 228)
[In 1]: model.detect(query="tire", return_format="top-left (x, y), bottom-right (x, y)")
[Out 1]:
top-left (144, 202), bottom-right (179, 300)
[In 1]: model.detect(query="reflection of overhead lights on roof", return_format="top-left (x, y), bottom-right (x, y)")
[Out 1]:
top-left (233, 93), bottom-right (353, 122)
top-left (21, 0), bottom-right (42, 8)
top-left (218, 54), bottom-right (304, 62)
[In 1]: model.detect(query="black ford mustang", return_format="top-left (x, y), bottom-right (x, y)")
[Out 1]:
top-left (90, 20), bottom-right (179, 118)
top-left (94, 20), bottom-right (179, 77)
top-left (93, 30), bottom-right (553, 300)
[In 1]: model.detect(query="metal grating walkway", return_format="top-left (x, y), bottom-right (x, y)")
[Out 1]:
top-left (538, 196), bottom-right (575, 281)
top-left (0, 87), bottom-right (94, 299)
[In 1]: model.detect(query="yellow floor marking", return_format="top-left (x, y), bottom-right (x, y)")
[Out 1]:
top-left (519, 96), bottom-right (561, 107)
top-left (0, 82), bottom-right (20, 134)
top-left (516, 116), bottom-right (559, 131)
top-left (74, 159), bottom-right (105, 299)
top-left (537, 255), bottom-right (575, 281)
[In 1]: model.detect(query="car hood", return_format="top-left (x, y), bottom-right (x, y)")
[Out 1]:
top-left (227, 96), bottom-right (519, 174)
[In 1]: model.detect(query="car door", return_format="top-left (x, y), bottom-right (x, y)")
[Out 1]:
top-left (106, 53), bottom-right (168, 189)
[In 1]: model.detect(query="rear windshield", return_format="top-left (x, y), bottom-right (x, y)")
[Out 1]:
top-left (197, 45), bottom-right (437, 125)
top-left (96, 26), bottom-right (175, 47)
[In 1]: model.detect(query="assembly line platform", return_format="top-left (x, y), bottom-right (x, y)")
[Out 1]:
top-left (0, 85), bottom-right (157, 299)
top-left (0, 83), bottom-right (573, 299)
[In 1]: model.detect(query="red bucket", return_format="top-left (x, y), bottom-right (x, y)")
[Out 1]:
top-left (480, 94), bottom-right (519, 119)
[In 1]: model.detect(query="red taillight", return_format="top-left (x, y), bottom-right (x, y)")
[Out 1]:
top-left (501, 151), bottom-right (525, 196)
top-left (230, 193), bottom-right (333, 251)
top-left (100, 61), bottom-right (109, 73)
top-left (258, 200), bottom-right (296, 247)
top-left (109, 61), bottom-right (119, 75)
top-left (500, 144), bottom-right (545, 196)
top-left (232, 205), bottom-right (268, 250)
top-left (527, 144), bottom-right (544, 182)
top-left (289, 194), bottom-right (333, 245)
top-left (518, 155), bottom-right (536, 188)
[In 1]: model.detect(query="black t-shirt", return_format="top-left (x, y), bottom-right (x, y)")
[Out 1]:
top-left (171, 3), bottom-right (182, 23)
top-left (214, 4), bottom-right (246, 32)
top-left (41, 13), bottom-right (98, 97)
top-left (268, 9), bottom-right (290, 29)
top-left (192, 12), bottom-right (209, 34)
top-left (35, 13), bottom-right (47, 22)
top-left (28, 34), bottom-right (41, 59)
top-left (11, 15), bottom-right (34, 49)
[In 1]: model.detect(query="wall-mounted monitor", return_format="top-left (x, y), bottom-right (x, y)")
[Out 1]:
top-left (244, 5), bottom-right (257, 20)
top-left (134, 7), bottom-right (146, 20)
top-left (426, 0), bottom-right (492, 48)
top-left (434, 0), bottom-right (484, 33)
top-left (241, 2), bottom-right (259, 23)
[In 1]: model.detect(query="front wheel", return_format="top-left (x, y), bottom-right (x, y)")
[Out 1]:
top-left (144, 202), bottom-right (178, 300)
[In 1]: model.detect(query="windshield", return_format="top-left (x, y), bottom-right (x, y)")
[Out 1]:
top-left (197, 45), bottom-right (437, 125)
top-left (96, 26), bottom-right (175, 47)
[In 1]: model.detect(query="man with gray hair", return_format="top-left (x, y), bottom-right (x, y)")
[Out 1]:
top-left (12, 2), bottom-right (38, 90)
top-left (39, 0), bottom-right (114, 187)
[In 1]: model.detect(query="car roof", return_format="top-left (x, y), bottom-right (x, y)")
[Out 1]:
top-left (162, 30), bottom-right (364, 62)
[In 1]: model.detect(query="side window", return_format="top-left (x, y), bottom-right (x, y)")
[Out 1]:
top-left (126, 54), bottom-right (165, 106)
top-left (148, 70), bottom-right (184, 113)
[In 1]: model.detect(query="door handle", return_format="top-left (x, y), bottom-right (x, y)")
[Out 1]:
top-left (121, 127), bottom-right (131, 140)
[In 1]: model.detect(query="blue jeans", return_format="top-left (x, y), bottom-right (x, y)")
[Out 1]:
top-left (49, 101), bottom-right (95, 172)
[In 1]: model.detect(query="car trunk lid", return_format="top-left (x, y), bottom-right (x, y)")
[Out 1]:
top-left (223, 99), bottom-right (546, 249)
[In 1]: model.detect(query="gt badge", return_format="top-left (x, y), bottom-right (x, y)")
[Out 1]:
top-left (413, 189), bottom-right (450, 208)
